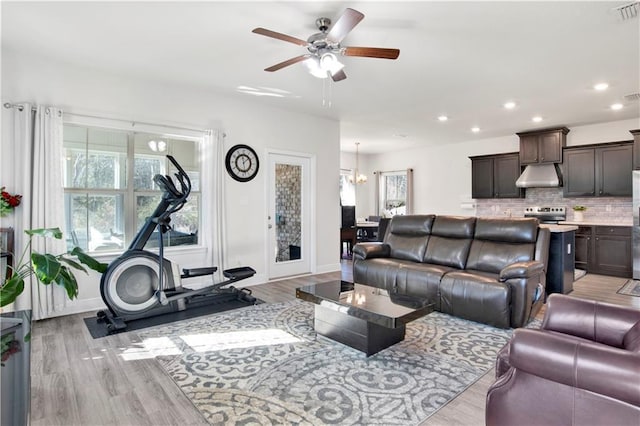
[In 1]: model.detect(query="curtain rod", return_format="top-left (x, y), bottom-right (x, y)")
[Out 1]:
top-left (65, 111), bottom-right (207, 134)
top-left (374, 169), bottom-right (414, 174)
top-left (3, 102), bottom-right (36, 112)
top-left (4, 102), bottom-right (208, 134)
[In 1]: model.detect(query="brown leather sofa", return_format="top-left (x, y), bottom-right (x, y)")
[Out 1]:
top-left (352, 215), bottom-right (550, 328)
top-left (486, 294), bottom-right (640, 425)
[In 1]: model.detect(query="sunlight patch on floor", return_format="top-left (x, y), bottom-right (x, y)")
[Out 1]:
top-left (180, 328), bottom-right (302, 353)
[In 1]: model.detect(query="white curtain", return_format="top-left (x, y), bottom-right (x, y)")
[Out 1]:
top-left (406, 168), bottom-right (414, 214)
top-left (10, 104), bottom-right (66, 319)
top-left (201, 130), bottom-right (226, 281)
top-left (373, 171), bottom-right (381, 215)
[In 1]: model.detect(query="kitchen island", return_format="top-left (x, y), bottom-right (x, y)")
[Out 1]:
top-left (540, 224), bottom-right (578, 296)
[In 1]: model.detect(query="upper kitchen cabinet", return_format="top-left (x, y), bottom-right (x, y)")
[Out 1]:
top-left (631, 129), bottom-right (640, 169)
top-left (470, 152), bottom-right (523, 199)
top-left (517, 127), bottom-right (569, 165)
top-left (563, 142), bottom-right (632, 197)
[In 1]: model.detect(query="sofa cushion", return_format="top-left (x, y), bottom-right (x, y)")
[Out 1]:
top-left (353, 257), bottom-right (405, 289)
top-left (466, 240), bottom-right (535, 274)
top-left (423, 216), bottom-right (476, 269)
top-left (440, 271), bottom-right (511, 328)
top-left (465, 217), bottom-right (537, 273)
top-left (385, 215), bottom-right (435, 262)
top-left (474, 218), bottom-right (539, 243)
top-left (392, 263), bottom-right (455, 310)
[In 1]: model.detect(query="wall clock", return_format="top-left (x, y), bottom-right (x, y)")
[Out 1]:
top-left (225, 144), bottom-right (260, 182)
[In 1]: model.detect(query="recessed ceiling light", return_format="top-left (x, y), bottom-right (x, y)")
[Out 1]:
top-left (438, 115), bottom-right (448, 122)
top-left (503, 101), bottom-right (516, 109)
top-left (532, 116), bottom-right (543, 122)
top-left (471, 127), bottom-right (480, 133)
top-left (594, 82), bottom-right (609, 91)
top-left (610, 103), bottom-right (623, 110)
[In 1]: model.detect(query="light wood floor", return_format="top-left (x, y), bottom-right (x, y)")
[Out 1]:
top-left (29, 262), bottom-right (639, 426)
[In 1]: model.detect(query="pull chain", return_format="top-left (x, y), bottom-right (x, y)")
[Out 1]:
top-left (322, 74), bottom-right (332, 108)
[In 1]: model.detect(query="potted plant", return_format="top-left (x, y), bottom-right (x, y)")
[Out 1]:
top-left (573, 205), bottom-right (587, 222)
top-left (1, 228), bottom-right (107, 359)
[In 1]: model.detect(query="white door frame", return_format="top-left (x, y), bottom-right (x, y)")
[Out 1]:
top-left (265, 149), bottom-right (316, 280)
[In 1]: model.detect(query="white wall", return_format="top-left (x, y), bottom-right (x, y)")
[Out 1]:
top-left (358, 118), bottom-right (639, 217)
top-left (1, 48), bottom-right (341, 316)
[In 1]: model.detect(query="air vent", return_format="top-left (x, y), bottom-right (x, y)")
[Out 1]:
top-left (624, 93), bottom-right (640, 102)
top-left (613, 1), bottom-right (639, 20)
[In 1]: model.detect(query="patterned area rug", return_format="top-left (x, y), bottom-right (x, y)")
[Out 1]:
top-left (618, 279), bottom-right (640, 297)
top-left (139, 301), bottom-right (527, 425)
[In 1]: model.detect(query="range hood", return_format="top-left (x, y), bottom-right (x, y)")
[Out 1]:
top-left (515, 164), bottom-right (562, 188)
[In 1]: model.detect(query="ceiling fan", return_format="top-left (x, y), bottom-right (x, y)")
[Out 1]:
top-left (252, 8), bottom-right (400, 82)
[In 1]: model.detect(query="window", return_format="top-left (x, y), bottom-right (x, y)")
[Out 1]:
top-left (63, 124), bottom-right (202, 252)
top-left (340, 169), bottom-right (356, 206)
top-left (379, 171), bottom-right (407, 216)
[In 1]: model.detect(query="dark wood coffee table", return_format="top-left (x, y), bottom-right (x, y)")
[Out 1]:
top-left (296, 280), bottom-right (434, 356)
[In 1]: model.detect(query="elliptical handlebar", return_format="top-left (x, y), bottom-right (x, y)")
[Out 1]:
top-left (128, 155), bottom-right (193, 251)
top-left (155, 155), bottom-right (191, 204)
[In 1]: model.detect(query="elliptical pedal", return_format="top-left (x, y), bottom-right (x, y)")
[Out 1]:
top-left (223, 266), bottom-right (257, 281)
top-left (96, 309), bottom-right (128, 333)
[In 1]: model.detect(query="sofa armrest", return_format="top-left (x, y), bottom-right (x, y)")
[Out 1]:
top-left (509, 328), bottom-right (640, 407)
top-left (352, 242), bottom-right (390, 260)
top-left (542, 294), bottom-right (640, 347)
top-left (499, 261), bottom-right (544, 281)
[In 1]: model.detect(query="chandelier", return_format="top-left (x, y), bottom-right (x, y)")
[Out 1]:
top-left (349, 142), bottom-right (367, 184)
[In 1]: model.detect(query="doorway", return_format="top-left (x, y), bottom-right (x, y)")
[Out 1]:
top-left (266, 151), bottom-right (313, 279)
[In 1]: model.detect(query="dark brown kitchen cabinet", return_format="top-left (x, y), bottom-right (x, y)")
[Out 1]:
top-left (631, 129), bottom-right (640, 169)
top-left (573, 225), bottom-right (631, 278)
top-left (470, 152), bottom-right (523, 199)
top-left (574, 226), bottom-right (591, 271)
top-left (517, 127), bottom-right (569, 165)
top-left (563, 142), bottom-right (632, 197)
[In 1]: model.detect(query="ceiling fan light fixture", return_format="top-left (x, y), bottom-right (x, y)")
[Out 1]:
top-left (304, 53), bottom-right (344, 79)
top-left (304, 57), bottom-right (327, 78)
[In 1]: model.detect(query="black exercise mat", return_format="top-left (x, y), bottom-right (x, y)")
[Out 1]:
top-left (84, 298), bottom-right (264, 339)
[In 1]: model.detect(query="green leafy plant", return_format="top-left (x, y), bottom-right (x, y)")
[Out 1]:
top-left (572, 205), bottom-right (587, 211)
top-left (0, 228), bottom-right (107, 308)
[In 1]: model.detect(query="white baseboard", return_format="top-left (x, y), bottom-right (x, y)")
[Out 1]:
top-left (39, 297), bottom-right (107, 320)
top-left (316, 262), bottom-right (341, 274)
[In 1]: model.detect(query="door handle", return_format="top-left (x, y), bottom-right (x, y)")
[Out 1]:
top-left (268, 224), bottom-right (273, 229)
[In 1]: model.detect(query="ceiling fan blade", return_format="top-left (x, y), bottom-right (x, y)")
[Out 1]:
top-left (331, 69), bottom-right (347, 82)
top-left (252, 27), bottom-right (308, 47)
top-left (326, 8), bottom-right (364, 44)
top-left (343, 46), bottom-right (400, 60)
top-left (264, 54), bottom-right (311, 72)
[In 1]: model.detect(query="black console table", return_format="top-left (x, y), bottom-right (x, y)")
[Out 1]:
top-left (1, 310), bottom-right (31, 426)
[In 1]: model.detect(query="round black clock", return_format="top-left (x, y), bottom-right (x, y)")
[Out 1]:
top-left (225, 144), bottom-right (259, 182)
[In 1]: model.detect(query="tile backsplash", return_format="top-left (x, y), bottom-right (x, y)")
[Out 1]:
top-left (475, 188), bottom-right (632, 223)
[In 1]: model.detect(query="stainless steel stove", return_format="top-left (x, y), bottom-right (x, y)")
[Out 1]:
top-left (523, 206), bottom-right (567, 224)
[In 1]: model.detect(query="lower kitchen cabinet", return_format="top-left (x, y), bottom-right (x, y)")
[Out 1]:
top-left (574, 225), bottom-right (632, 278)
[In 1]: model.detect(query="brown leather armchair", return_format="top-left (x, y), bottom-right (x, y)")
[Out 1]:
top-left (486, 294), bottom-right (640, 426)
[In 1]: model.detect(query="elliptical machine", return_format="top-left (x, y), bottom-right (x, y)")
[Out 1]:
top-left (97, 155), bottom-right (256, 332)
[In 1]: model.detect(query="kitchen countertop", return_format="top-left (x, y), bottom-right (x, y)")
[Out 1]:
top-left (540, 224), bottom-right (578, 233)
top-left (559, 220), bottom-right (633, 227)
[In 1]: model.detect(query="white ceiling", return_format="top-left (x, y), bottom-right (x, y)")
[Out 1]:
top-left (2, 1), bottom-right (639, 153)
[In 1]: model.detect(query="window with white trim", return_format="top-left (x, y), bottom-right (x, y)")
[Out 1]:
top-left (339, 169), bottom-right (356, 206)
top-left (379, 171), bottom-right (407, 216)
top-left (63, 124), bottom-right (202, 252)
